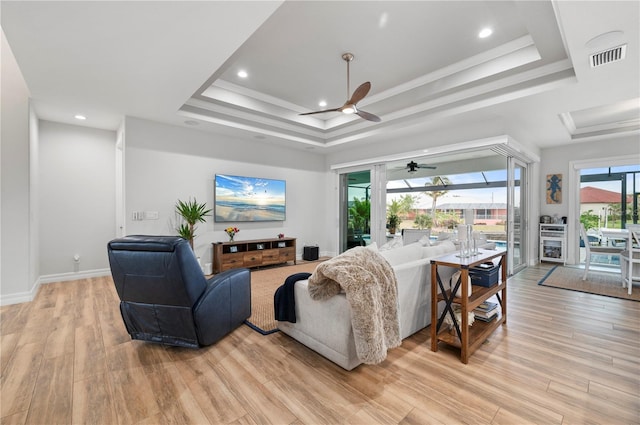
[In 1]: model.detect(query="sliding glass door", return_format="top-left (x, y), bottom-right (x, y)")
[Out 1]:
top-left (339, 170), bottom-right (371, 253)
top-left (508, 158), bottom-right (527, 274)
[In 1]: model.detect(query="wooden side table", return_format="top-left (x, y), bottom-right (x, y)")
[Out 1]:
top-left (430, 249), bottom-right (507, 363)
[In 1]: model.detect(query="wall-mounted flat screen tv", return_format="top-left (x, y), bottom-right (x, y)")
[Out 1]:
top-left (214, 174), bottom-right (286, 222)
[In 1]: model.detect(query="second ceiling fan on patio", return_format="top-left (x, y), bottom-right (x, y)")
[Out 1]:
top-left (299, 53), bottom-right (381, 123)
top-left (401, 161), bottom-right (437, 174)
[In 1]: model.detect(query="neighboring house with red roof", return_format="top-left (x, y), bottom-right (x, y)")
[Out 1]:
top-left (580, 186), bottom-right (631, 217)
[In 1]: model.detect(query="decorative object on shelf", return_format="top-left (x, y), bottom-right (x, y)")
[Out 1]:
top-left (456, 224), bottom-right (478, 258)
top-left (225, 226), bottom-right (240, 242)
top-left (278, 233), bottom-right (285, 239)
top-left (175, 198), bottom-right (212, 250)
top-left (443, 304), bottom-right (475, 335)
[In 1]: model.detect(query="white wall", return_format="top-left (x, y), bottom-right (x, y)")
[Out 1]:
top-left (38, 121), bottom-right (117, 278)
top-left (1, 27), bottom-right (35, 305)
top-left (540, 135), bottom-right (640, 264)
top-left (29, 107), bottom-right (40, 291)
top-left (539, 136), bottom-right (639, 218)
top-left (123, 117), bottom-right (331, 264)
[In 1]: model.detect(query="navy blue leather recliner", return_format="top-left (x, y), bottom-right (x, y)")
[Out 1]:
top-left (107, 235), bottom-right (251, 348)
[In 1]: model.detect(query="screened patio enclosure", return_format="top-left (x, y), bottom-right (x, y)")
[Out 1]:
top-left (339, 147), bottom-right (528, 275)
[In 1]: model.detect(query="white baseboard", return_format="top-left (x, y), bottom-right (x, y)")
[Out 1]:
top-left (0, 279), bottom-right (40, 306)
top-left (39, 268), bottom-right (111, 284)
top-left (1, 268), bottom-right (112, 306)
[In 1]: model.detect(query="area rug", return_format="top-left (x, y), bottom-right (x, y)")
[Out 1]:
top-left (538, 266), bottom-right (639, 301)
top-left (244, 259), bottom-right (327, 335)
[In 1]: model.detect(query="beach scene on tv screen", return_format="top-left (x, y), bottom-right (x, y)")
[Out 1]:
top-left (215, 174), bottom-right (286, 222)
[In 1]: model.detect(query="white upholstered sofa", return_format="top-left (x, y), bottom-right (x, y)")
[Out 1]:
top-left (277, 240), bottom-right (459, 370)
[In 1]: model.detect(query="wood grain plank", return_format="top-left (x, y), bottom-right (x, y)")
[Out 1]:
top-left (398, 406), bottom-right (454, 425)
top-left (74, 324), bottom-right (108, 382)
top-left (107, 366), bottom-right (160, 424)
top-left (0, 333), bottom-right (19, 376)
top-left (98, 308), bottom-right (130, 348)
top-left (72, 373), bottom-right (118, 425)
top-left (148, 364), bottom-right (210, 425)
top-left (184, 365), bottom-right (248, 424)
top-left (25, 354), bottom-right (73, 424)
top-left (0, 342), bottom-right (44, 418)
top-left (214, 355), bottom-right (298, 425)
top-left (547, 380), bottom-right (639, 424)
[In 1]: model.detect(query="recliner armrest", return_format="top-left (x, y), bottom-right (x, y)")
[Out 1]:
top-left (193, 268), bottom-right (251, 345)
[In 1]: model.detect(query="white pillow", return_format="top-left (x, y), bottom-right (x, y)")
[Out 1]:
top-left (418, 235), bottom-right (432, 246)
top-left (366, 241), bottom-right (378, 251)
top-left (421, 240), bottom-right (456, 259)
top-left (379, 242), bottom-right (423, 266)
top-left (379, 237), bottom-right (403, 251)
top-left (437, 232), bottom-right (452, 241)
top-left (472, 231), bottom-right (488, 242)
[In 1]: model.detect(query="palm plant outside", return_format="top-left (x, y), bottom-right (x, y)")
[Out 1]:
top-left (424, 176), bottom-right (451, 227)
top-left (176, 198), bottom-right (212, 250)
top-left (349, 197), bottom-right (370, 233)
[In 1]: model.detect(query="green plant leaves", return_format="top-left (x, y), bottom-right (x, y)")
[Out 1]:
top-left (176, 198), bottom-right (212, 248)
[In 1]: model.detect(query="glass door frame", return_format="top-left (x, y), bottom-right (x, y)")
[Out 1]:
top-left (336, 164), bottom-right (387, 254)
top-left (507, 157), bottom-right (528, 275)
top-left (567, 155), bottom-right (638, 264)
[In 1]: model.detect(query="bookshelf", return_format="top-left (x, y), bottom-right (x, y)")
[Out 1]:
top-left (430, 249), bottom-right (507, 363)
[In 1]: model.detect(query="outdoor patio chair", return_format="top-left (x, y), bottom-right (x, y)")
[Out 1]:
top-left (621, 224), bottom-right (640, 295)
top-left (580, 223), bottom-right (623, 281)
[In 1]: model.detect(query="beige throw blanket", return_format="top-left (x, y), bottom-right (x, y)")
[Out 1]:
top-left (308, 247), bottom-right (401, 364)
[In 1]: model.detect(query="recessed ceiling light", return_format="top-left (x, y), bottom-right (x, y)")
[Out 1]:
top-left (74, 114), bottom-right (86, 120)
top-left (237, 70), bottom-right (248, 78)
top-left (319, 100), bottom-right (327, 108)
top-left (478, 28), bottom-right (493, 39)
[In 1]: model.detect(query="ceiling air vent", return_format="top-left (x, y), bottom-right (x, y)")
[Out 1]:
top-left (590, 44), bottom-right (627, 68)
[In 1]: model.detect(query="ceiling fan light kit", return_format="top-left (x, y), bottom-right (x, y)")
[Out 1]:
top-left (299, 53), bottom-right (381, 122)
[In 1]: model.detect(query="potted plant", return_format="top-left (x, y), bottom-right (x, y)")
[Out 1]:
top-left (176, 198), bottom-right (212, 250)
top-left (387, 213), bottom-right (400, 235)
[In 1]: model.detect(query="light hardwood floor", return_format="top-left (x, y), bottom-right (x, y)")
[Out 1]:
top-left (1, 264), bottom-right (639, 424)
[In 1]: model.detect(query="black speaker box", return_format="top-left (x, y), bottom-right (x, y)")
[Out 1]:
top-left (303, 245), bottom-right (319, 261)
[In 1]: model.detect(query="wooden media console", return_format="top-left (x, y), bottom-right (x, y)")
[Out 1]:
top-left (212, 237), bottom-right (296, 274)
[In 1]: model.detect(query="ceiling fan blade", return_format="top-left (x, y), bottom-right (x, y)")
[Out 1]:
top-left (299, 108), bottom-right (340, 116)
top-left (349, 81), bottom-right (371, 105)
top-left (418, 164), bottom-right (437, 169)
top-left (356, 110), bottom-right (381, 122)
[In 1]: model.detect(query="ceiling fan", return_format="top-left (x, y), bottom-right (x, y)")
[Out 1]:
top-left (299, 53), bottom-right (381, 122)
top-left (402, 161), bottom-right (437, 174)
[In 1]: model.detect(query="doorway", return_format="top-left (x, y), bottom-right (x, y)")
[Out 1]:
top-left (508, 158), bottom-right (527, 274)
top-left (568, 157), bottom-right (640, 265)
top-left (339, 170), bottom-right (371, 253)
